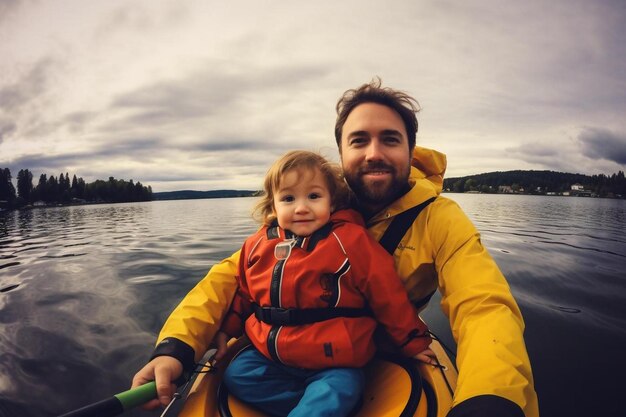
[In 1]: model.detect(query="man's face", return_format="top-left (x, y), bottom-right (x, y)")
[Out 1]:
top-left (339, 102), bottom-right (411, 212)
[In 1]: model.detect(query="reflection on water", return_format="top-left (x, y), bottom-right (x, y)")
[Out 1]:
top-left (0, 195), bottom-right (625, 417)
top-left (0, 199), bottom-right (257, 417)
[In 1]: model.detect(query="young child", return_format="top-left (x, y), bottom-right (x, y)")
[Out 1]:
top-left (215, 150), bottom-right (432, 417)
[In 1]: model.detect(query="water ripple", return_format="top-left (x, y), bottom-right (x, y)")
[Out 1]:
top-left (0, 284), bottom-right (20, 293)
top-left (536, 239), bottom-right (626, 258)
top-left (0, 261), bottom-right (20, 270)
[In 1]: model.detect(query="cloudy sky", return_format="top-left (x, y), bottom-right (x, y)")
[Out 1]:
top-left (1, 0), bottom-right (625, 192)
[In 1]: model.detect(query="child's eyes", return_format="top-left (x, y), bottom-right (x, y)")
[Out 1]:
top-left (279, 193), bottom-right (324, 202)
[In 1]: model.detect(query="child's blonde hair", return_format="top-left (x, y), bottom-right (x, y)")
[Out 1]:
top-left (253, 150), bottom-right (351, 225)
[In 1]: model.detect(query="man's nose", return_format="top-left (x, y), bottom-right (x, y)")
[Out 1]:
top-left (365, 140), bottom-right (384, 161)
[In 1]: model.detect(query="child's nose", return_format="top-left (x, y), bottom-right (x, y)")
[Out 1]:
top-left (295, 202), bottom-right (309, 213)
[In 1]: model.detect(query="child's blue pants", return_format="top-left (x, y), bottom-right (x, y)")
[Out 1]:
top-left (223, 347), bottom-right (365, 417)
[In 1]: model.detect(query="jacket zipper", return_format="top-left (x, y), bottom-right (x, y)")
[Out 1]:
top-left (268, 240), bottom-right (292, 364)
top-left (267, 326), bottom-right (282, 363)
top-left (270, 259), bottom-right (285, 307)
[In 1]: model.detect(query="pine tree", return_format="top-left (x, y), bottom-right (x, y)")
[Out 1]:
top-left (0, 168), bottom-right (17, 203)
top-left (35, 174), bottom-right (48, 202)
top-left (71, 175), bottom-right (78, 198)
top-left (17, 169), bottom-right (34, 202)
top-left (47, 175), bottom-right (59, 203)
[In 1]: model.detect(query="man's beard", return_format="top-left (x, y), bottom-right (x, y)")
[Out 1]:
top-left (343, 161), bottom-right (410, 209)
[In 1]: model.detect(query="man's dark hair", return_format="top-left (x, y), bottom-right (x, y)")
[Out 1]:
top-left (334, 77), bottom-right (421, 150)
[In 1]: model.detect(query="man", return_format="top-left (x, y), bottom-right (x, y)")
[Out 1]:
top-left (132, 79), bottom-right (539, 417)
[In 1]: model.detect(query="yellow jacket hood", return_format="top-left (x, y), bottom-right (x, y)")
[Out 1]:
top-left (411, 146), bottom-right (447, 193)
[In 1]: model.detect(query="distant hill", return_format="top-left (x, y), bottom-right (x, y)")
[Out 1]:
top-left (151, 169), bottom-right (626, 202)
top-left (153, 189), bottom-right (259, 201)
top-left (443, 169), bottom-right (625, 198)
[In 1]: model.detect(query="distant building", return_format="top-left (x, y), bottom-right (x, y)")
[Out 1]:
top-left (498, 185), bottom-right (513, 194)
top-left (570, 183), bottom-right (594, 197)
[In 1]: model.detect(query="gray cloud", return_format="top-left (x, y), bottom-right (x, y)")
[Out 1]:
top-left (578, 127), bottom-right (626, 165)
top-left (111, 79), bottom-right (224, 121)
top-left (3, 137), bottom-right (166, 173)
top-left (64, 111), bottom-right (99, 133)
top-left (189, 140), bottom-right (269, 153)
top-left (4, 152), bottom-right (85, 177)
top-left (93, 137), bottom-right (165, 156)
top-left (502, 141), bottom-right (577, 174)
top-left (504, 126), bottom-right (626, 175)
top-left (0, 118), bottom-right (16, 143)
top-left (94, 2), bottom-right (189, 41)
top-left (506, 142), bottom-right (562, 158)
top-left (97, 61), bottom-right (333, 163)
top-left (0, 57), bottom-right (61, 142)
top-left (109, 62), bottom-right (330, 127)
top-left (0, 0), bottom-right (24, 23)
top-left (0, 57), bottom-right (55, 113)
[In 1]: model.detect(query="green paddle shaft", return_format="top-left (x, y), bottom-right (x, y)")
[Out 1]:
top-left (115, 381), bottom-right (158, 409)
top-left (58, 381), bottom-right (157, 417)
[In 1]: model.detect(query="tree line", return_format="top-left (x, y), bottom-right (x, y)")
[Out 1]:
top-left (443, 170), bottom-right (626, 198)
top-left (0, 168), bottom-right (153, 209)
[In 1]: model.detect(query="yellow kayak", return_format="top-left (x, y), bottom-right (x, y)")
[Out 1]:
top-left (178, 336), bottom-right (457, 417)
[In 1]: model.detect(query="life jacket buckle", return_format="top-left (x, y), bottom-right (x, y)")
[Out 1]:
top-left (268, 307), bottom-right (295, 326)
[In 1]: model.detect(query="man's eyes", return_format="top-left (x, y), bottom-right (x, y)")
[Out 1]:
top-left (349, 137), bottom-right (367, 146)
top-left (349, 136), bottom-right (401, 146)
top-left (382, 136), bottom-right (401, 144)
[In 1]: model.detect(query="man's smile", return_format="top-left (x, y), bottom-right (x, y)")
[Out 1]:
top-left (362, 170), bottom-right (391, 177)
top-left (359, 164), bottom-right (395, 179)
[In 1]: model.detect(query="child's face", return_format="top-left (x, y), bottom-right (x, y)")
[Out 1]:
top-left (272, 167), bottom-right (332, 236)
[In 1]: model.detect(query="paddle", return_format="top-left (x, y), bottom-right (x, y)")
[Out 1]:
top-left (58, 381), bottom-right (157, 417)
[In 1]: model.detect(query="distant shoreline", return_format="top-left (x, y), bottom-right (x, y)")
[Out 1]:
top-left (442, 190), bottom-right (623, 198)
top-left (0, 193), bottom-right (258, 213)
top-left (152, 189), bottom-right (258, 201)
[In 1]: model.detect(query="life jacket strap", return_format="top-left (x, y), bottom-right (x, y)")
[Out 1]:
top-left (252, 303), bottom-right (370, 326)
top-left (378, 197), bottom-right (437, 255)
top-left (413, 289), bottom-right (436, 310)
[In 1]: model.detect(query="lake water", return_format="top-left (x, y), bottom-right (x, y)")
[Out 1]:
top-left (0, 194), bottom-right (624, 417)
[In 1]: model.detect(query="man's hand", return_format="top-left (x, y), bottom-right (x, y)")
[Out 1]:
top-left (131, 356), bottom-right (183, 409)
top-left (415, 348), bottom-right (436, 365)
top-left (213, 331), bottom-right (231, 362)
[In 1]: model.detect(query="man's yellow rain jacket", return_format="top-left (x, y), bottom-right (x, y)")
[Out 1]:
top-left (152, 147), bottom-right (539, 417)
